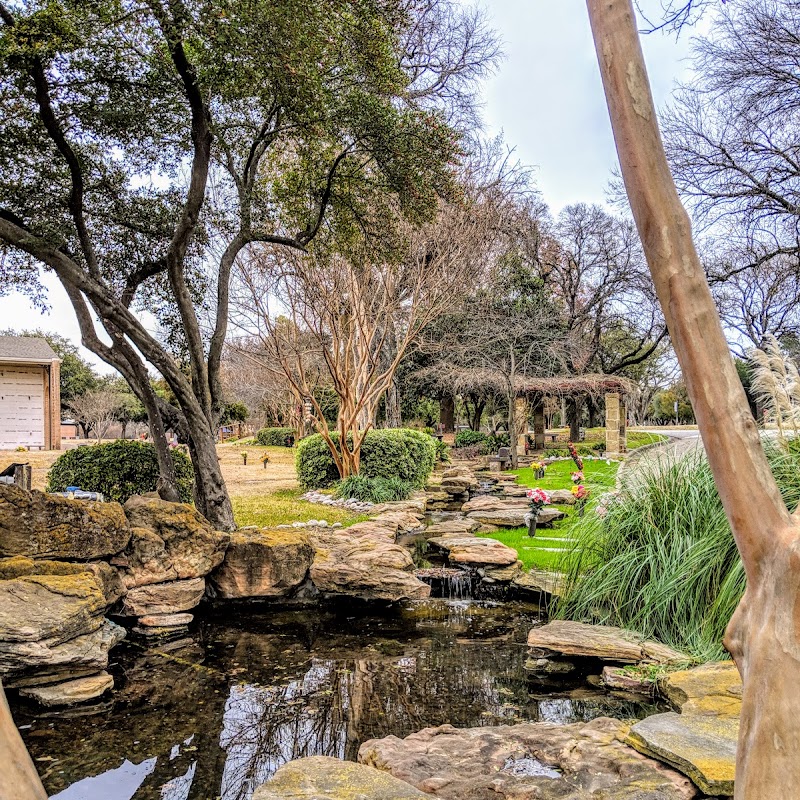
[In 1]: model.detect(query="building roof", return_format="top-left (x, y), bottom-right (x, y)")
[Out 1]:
top-left (0, 336), bottom-right (60, 364)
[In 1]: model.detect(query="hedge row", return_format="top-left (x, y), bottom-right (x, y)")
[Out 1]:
top-left (254, 427), bottom-right (296, 447)
top-left (296, 429), bottom-right (437, 490)
top-left (46, 440), bottom-right (195, 504)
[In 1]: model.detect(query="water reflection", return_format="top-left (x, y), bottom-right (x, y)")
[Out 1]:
top-left (12, 600), bottom-right (665, 800)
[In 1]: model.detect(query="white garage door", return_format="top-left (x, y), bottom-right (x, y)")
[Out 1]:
top-left (0, 366), bottom-right (45, 449)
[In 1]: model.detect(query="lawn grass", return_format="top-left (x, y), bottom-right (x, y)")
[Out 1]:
top-left (626, 430), bottom-right (668, 449)
top-left (477, 525), bottom-right (576, 571)
top-left (512, 457), bottom-right (619, 493)
top-left (232, 488), bottom-right (370, 528)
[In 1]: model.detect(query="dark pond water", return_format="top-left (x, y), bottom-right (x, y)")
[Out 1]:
top-left (11, 600), bottom-right (664, 800)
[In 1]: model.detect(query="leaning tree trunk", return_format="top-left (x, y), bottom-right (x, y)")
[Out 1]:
top-left (586, 2), bottom-right (800, 795)
top-left (566, 397), bottom-right (582, 442)
top-left (1, 681), bottom-right (46, 800)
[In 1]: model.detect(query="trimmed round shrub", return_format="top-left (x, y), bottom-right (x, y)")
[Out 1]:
top-left (296, 428), bottom-right (437, 490)
top-left (454, 430), bottom-right (491, 448)
top-left (47, 440), bottom-right (194, 504)
top-left (255, 427), bottom-right (295, 447)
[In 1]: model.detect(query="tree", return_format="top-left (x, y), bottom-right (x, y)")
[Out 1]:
top-left (587, 0), bottom-right (800, 792)
top-left (0, 0), bottom-right (498, 528)
top-left (67, 388), bottom-right (123, 443)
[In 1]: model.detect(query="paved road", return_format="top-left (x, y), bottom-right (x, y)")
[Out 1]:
top-left (620, 429), bottom-right (703, 488)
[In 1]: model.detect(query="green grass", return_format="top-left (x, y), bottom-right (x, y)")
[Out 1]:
top-left (232, 488), bottom-right (370, 528)
top-left (513, 458), bottom-right (619, 493)
top-left (477, 524), bottom-right (580, 571)
top-left (626, 430), bottom-right (667, 449)
top-left (554, 442), bottom-right (800, 661)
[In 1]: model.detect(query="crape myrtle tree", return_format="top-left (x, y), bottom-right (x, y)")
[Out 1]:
top-left (0, 0), bottom-right (498, 529)
top-left (587, 0), bottom-right (800, 793)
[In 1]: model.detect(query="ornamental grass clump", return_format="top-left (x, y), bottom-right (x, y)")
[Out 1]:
top-left (555, 442), bottom-right (800, 661)
top-left (334, 475), bottom-right (415, 504)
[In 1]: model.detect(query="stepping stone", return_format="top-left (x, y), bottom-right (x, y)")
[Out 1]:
top-left (427, 536), bottom-right (518, 566)
top-left (627, 712), bottom-right (737, 796)
top-left (527, 621), bottom-right (687, 664)
top-left (513, 570), bottom-right (564, 597)
top-left (659, 661), bottom-right (742, 718)
top-left (424, 519), bottom-right (480, 537)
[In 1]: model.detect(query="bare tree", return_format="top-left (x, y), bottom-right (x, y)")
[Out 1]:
top-left (587, 0), bottom-right (800, 791)
top-left (67, 389), bottom-right (124, 444)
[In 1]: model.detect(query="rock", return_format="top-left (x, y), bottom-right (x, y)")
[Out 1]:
top-left (424, 519), bottom-right (480, 537)
top-left (18, 671), bottom-right (114, 707)
top-left (0, 573), bottom-right (106, 646)
top-left (461, 495), bottom-right (527, 513)
top-left (371, 511), bottom-right (425, 532)
top-left (527, 621), bottom-right (688, 664)
top-left (118, 496), bottom-right (230, 588)
top-left (120, 576), bottom-right (206, 617)
top-left (253, 756), bottom-right (432, 800)
top-left (441, 477), bottom-right (476, 493)
top-left (371, 497), bottom-right (427, 515)
top-left (0, 557), bottom-right (125, 606)
top-left (1, 619), bottom-right (125, 680)
top-left (428, 536), bottom-right (518, 566)
top-left (480, 561), bottom-right (523, 582)
top-left (602, 666), bottom-right (655, 694)
top-left (138, 613), bottom-right (193, 627)
top-left (658, 661), bottom-right (742, 718)
top-left (525, 657), bottom-right (577, 676)
top-left (502, 485), bottom-right (528, 497)
top-left (627, 712), bottom-right (737, 796)
top-left (512, 569), bottom-right (564, 597)
top-left (0, 484), bottom-right (130, 560)
top-left (548, 489), bottom-right (577, 505)
top-left (534, 507), bottom-right (566, 525)
top-left (359, 718), bottom-right (699, 799)
top-left (210, 529), bottom-right (312, 599)
top-left (424, 491), bottom-right (451, 505)
top-left (309, 529), bottom-right (430, 602)
top-left (467, 508), bottom-right (528, 527)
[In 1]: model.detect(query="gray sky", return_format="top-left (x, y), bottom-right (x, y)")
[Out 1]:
top-left (1, 1), bottom-right (699, 368)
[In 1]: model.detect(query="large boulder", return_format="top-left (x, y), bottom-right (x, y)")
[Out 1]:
top-left (527, 621), bottom-right (687, 664)
top-left (371, 511), bottom-right (425, 532)
top-left (359, 718), bottom-right (699, 799)
top-left (117, 496), bottom-right (230, 588)
top-left (309, 527), bottom-right (430, 602)
top-left (424, 518), bottom-right (481, 537)
top-left (428, 536), bottom-right (518, 567)
top-left (253, 756), bottom-right (433, 800)
top-left (658, 661), bottom-right (742, 718)
top-left (1, 619), bottom-right (125, 683)
top-left (120, 576), bottom-right (206, 616)
top-left (461, 495), bottom-right (527, 513)
top-left (0, 573), bottom-right (106, 647)
top-left (210, 529), bottom-right (313, 599)
top-left (0, 484), bottom-right (130, 560)
top-left (468, 507), bottom-right (565, 528)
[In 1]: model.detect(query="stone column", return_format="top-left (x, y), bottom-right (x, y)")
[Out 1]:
top-left (515, 397), bottom-right (528, 456)
top-left (533, 400), bottom-right (545, 450)
top-left (49, 359), bottom-right (61, 450)
top-left (619, 397), bottom-right (627, 453)
top-left (605, 392), bottom-right (621, 456)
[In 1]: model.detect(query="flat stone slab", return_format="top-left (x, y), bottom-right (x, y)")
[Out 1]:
top-left (527, 621), bottom-right (687, 664)
top-left (253, 756), bottom-right (431, 799)
top-left (359, 718), bottom-right (699, 799)
top-left (548, 489), bottom-right (576, 505)
top-left (627, 712), bottom-right (737, 796)
top-left (512, 569), bottom-right (564, 597)
top-left (120, 576), bottom-right (205, 616)
top-left (19, 671), bottom-right (113, 707)
top-left (467, 507), bottom-right (565, 528)
top-left (659, 661), bottom-right (742, 718)
top-left (462, 495), bottom-right (527, 513)
top-left (138, 612), bottom-right (193, 627)
top-left (424, 519), bottom-right (480, 537)
top-left (427, 536), bottom-right (518, 566)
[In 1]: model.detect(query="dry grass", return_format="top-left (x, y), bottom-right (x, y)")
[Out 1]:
top-left (0, 440), bottom-right (367, 528)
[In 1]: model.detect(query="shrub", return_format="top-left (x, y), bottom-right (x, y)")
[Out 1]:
top-left (255, 427), bottom-right (295, 447)
top-left (454, 430), bottom-right (491, 448)
top-left (434, 438), bottom-right (451, 463)
top-left (296, 429), bottom-right (437, 490)
top-left (544, 447), bottom-right (567, 458)
top-left (556, 443), bottom-right (800, 661)
top-left (47, 440), bottom-right (194, 504)
top-left (490, 432), bottom-right (511, 449)
top-left (452, 443), bottom-right (491, 459)
top-left (334, 475), bottom-right (415, 503)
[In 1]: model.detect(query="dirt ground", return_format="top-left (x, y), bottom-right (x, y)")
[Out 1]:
top-left (0, 440), bottom-right (300, 496)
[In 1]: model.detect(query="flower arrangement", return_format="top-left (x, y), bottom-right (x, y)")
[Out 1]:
top-left (567, 441), bottom-right (584, 471)
top-left (595, 489), bottom-right (619, 519)
top-left (260, 452), bottom-right (270, 469)
top-left (525, 487), bottom-right (551, 537)
top-left (570, 470), bottom-right (584, 484)
top-left (530, 461), bottom-right (546, 479)
top-left (241, 451), bottom-right (248, 465)
top-left (571, 483), bottom-right (590, 516)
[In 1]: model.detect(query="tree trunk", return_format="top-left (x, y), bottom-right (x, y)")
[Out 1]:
top-left (0, 681), bottom-right (46, 800)
top-left (567, 397), bottom-right (582, 442)
top-left (385, 379), bottom-right (402, 428)
top-left (587, 396), bottom-right (598, 429)
top-left (586, 2), bottom-right (799, 795)
top-left (185, 422), bottom-right (235, 530)
top-left (440, 394), bottom-right (455, 433)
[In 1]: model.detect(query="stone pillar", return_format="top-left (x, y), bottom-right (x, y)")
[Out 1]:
top-left (605, 392), bottom-right (621, 455)
top-left (49, 359), bottom-right (61, 450)
top-left (533, 401), bottom-right (545, 450)
top-left (619, 398), bottom-right (627, 454)
top-left (515, 397), bottom-right (528, 456)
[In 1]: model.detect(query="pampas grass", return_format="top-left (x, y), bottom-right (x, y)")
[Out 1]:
top-left (750, 335), bottom-right (800, 443)
top-left (554, 441), bottom-right (800, 661)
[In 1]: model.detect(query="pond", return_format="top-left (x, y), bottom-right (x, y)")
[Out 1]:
top-left (12, 600), bottom-right (664, 800)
